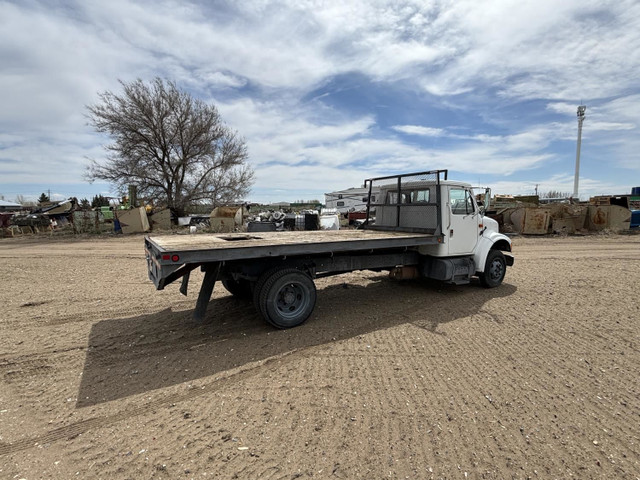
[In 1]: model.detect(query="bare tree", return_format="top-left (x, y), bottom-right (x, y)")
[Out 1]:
top-left (15, 195), bottom-right (36, 207)
top-left (542, 190), bottom-right (571, 199)
top-left (86, 78), bottom-right (254, 217)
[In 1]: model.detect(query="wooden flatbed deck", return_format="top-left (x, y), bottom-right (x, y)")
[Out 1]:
top-left (147, 229), bottom-right (440, 264)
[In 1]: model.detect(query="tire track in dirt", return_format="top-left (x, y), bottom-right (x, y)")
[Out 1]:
top-left (466, 316), bottom-right (640, 467)
top-left (40, 305), bottom-right (187, 327)
top-left (415, 327), bottom-right (539, 476)
top-left (358, 350), bottom-right (424, 475)
top-left (1, 357), bottom-right (57, 379)
top-left (1, 334), bottom-right (386, 458)
top-left (395, 347), bottom-right (465, 474)
top-left (394, 333), bottom-right (472, 473)
top-left (447, 326), bottom-right (575, 475)
top-left (1, 300), bottom-right (260, 366)
top-left (423, 344), bottom-right (515, 476)
top-left (194, 336), bottom-right (441, 477)
top-left (0, 349), bottom-right (297, 456)
top-left (385, 279), bottom-right (640, 478)
top-left (277, 329), bottom-right (509, 475)
top-left (504, 348), bottom-right (640, 461)
top-left (530, 331), bottom-right (640, 417)
top-left (457, 316), bottom-right (640, 474)
top-left (170, 354), bottom-right (329, 480)
top-left (0, 345), bottom-right (89, 364)
top-left (441, 354), bottom-right (530, 472)
top-left (502, 299), bottom-right (640, 406)
top-left (488, 324), bottom-right (633, 414)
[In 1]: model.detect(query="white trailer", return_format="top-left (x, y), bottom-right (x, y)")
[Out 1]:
top-left (324, 186), bottom-right (380, 214)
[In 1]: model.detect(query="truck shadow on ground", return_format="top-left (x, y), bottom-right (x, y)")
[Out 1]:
top-left (77, 275), bottom-right (516, 407)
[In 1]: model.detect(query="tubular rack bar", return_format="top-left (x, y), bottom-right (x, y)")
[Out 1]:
top-left (363, 169), bottom-right (448, 230)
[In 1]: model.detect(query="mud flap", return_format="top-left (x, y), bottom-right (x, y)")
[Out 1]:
top-left (193, 263), bottom-right (221, 324)
top-left (180, 271), bottom-right (190, 296)
top-left (504, 253), bottom-right (515, 266)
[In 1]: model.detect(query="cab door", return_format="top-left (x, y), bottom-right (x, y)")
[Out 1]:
top-left (447, 187), bottom-right (479, 255)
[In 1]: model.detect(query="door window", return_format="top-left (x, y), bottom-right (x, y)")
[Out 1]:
top-left (450, 188), bottom-right (475, 215)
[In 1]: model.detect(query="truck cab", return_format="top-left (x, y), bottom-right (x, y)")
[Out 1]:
top-left (445, 182), bottom-right (481, 255)
top-left (367, 172), bottom-right (513, 287)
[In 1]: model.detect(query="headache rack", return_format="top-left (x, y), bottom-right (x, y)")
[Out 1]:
top-left (363, 169), bottom-right (447, 235)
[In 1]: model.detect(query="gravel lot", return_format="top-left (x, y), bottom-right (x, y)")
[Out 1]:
top-left (1, 233), bottom-right (639, 479)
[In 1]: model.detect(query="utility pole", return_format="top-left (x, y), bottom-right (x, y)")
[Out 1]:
top-left (573, 105), bottom-right (586, 199)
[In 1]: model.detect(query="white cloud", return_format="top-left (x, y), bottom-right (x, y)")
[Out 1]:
top-left (546, 102), bottom-right (579, 115)
top-left (392, 125), bottom-right (446, 137)
top-left (547, 102), bottom-right (636, 130)
top-left (587, 121), bottom-right (635, 131)
top-left (195, 71), bottom-right (247, 89)
top-left (0, 0), bottom-right (638, 202)
top-left (212, 98), bottom-right (559, 198)
top-left (215, 98), bottom-right (376, 166)
top-left (393, 122), bottom-right (573, 151)
top-left (416, 0), bottom-right (640, 101)
top-left (3, 1), bottom-right (639, 105)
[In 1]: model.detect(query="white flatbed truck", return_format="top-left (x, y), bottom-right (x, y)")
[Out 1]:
top-left (145, 170), bottom-right (514, 328)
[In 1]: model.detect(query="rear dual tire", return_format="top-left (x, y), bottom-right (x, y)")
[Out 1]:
top-left (221, 277), bottom-right (253, 298)
top-left (253, 268), bottom-right (316, 329)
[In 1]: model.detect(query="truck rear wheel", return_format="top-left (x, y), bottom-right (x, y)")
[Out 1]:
top-left (256, 268), bottom-right (316, 329)
top-left (479, 250), bottom-right (506, 288)
top-left (253, 267), bottom-right (281, 315)
top-left (221, 277), bottom-right (253, 298)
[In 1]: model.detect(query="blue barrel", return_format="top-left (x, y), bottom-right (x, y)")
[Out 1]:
top-left (632, 187), bottom-right (640, 196)
top-left (630, 210), bottom-right (640, 229)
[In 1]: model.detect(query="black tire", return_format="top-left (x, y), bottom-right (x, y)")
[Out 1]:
top-left (253, 266), bottom-right (282, 316)
top-left (479, 250), bottom-right (506, 288)
top-left (256, 268), bottom-right (316, 329)
top-left (221, 277), bottom-right (253, 298)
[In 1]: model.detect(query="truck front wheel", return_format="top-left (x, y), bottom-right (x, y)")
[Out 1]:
top-left (256, 268), bottom-right (316, 329)
top-left (479, 250), bottom-right (506, 288)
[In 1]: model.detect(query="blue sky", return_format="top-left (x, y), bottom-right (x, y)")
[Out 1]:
top-left (1, 0), bottom-right (639, 204)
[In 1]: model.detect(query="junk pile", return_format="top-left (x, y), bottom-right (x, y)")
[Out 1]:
top-left (1, 198), bottom-right (78, 236)
top-left (148, 208), bottom-right (172, 231)
top-left (210, 206), bottom-right (245, 232)
top-left (320, 209), bottom-right (340, 230)
top-left (248, 210), bottom-right (318, 232)
top-left (0, 195), bottom-right (158, 237)
top-left (491, 194), bottom-right (636, 235)
top-left (247, 209), bottom-right (340, 232)
top-left (114, 207), bottom-right (150, 234)
top-left (176, 206), bottom-right (247, 233)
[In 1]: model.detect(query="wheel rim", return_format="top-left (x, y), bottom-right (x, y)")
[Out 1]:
top-left (489, 258), bottom-right (504, 280)
top-left (276, 282), bottom-right (309, 319)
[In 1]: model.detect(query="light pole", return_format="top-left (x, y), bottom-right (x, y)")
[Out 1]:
top-left (573, 105), bottom-right (586, 199)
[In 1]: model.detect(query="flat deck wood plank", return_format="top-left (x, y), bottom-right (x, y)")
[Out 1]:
top-left (148, 230), bottom-right (433, 252)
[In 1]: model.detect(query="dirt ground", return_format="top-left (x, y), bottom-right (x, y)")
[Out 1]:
top-left (1, 232), bottom-right (639, 479)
